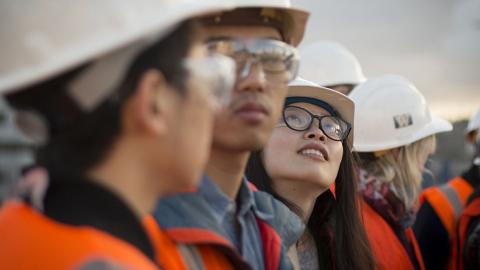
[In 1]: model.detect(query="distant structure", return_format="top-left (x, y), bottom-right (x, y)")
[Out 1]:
top-left (0, 97), bottom-right (33, 203)
top-left (428, 120), bottom-right (472, 186)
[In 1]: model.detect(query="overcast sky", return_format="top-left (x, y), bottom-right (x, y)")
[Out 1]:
top-left (294, 0), bottom-right (480, 121)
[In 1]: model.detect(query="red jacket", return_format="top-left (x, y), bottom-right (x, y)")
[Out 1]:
top-left (458, 196), bottom-right (480, 270)
top-left (361, 200), bottom-right (425, 270)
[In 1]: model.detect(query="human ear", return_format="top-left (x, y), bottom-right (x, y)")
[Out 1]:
top-left (124, 69), bottom-right (170, 136)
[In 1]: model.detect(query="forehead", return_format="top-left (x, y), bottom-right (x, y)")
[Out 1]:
top-left (203, 25), bottom-right (282, 41)
top-left (290, 102), bottom-right (331, 116)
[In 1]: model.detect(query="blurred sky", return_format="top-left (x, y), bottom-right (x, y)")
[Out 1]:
top-left (294, 0), bottom-right (480, 121)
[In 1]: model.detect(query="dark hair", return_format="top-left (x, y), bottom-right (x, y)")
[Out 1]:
top-left (7, 20), bottom-right (199, 179)
top-left (246, 140), bottom-right (375, 270)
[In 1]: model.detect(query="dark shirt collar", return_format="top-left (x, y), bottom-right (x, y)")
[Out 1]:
top-left (462, 164), bottom-right (480, 188)
top-left (43, 177), bottom-right (155, 262)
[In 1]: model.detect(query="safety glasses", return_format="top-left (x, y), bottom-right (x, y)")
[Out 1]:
top-left (282, 105), bottom-right (351, 141)
top-left (183, 54), bottom-right (236, 107)
top-left (205, 39), bottom-right (300, 83)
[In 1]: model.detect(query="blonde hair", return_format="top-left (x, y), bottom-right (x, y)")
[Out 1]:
top-left (360, 135), bottom-right (436, 209)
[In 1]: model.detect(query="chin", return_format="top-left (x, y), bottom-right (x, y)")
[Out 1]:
top-left (298, 172), bottom-right (335, 189)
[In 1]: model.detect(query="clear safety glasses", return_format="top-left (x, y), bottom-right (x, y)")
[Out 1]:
top-left (205, 39), bottom-right (300, 83)
top-left (282, 105), bottom-right (351, 141)
top-left (183, 54), bottom-right (236, 107)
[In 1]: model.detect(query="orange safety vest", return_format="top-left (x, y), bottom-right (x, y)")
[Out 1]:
top-left (143, 215), bottom-right (234, 270)
top-left (419, 177), bottom-right (474, 269)
top-left (0, 202), bottom-right (159, 270)
top-left (361, 201), bottom-right (425, 270)
top-left (457, 197), bottom-right (480, 270)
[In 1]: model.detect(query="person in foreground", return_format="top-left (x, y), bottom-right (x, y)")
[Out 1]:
top-left (0, 0), bottom-right (236, 269)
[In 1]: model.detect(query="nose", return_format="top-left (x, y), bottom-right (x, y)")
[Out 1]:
top-left (304, 119), bottom-right (326, 142)
top-left (235, 60), bottom-right (267, 93)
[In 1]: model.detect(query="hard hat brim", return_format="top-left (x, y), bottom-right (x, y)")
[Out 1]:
top-left (229, 4), bottom-right (309, 46)
top-left (354, 116), bottom-right (453, 152)
top-left (413, 116), bottom-right (453, 141)
top-left (288, 80), bottom-right (355, 148)
top-left (0, 1), bottom-right (233, 95)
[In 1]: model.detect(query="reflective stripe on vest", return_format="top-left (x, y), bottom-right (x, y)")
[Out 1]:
top-left (420, 177), bottom-right (474, 270)
top-left (177, 244), bottom-right (206, 270)
top-left (421, 178), bottom-right (474, 238)
top-left (439, 184), bottom-right (464, 221)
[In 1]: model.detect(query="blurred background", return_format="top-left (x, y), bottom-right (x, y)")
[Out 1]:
top-left (296, 0), bottom-right (480, 187)
top-left (0, 0), bottom-right (479, 200)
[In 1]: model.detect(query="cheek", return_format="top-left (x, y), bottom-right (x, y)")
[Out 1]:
top-left (330, 142), bottom-right (344, 169)
top-left (417, 152), bottom-right (430, 171)
top-left (269, 85), bottom-right (288, 119)
top-left (185, 95), bottom-right (214, 157)
top-left (174, 93), bottom-right (215, 182)
top-left (263, 129), bottom-right (298, 178)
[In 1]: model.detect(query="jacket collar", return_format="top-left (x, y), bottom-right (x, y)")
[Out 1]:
top-left (154, 175), bottom-right (304, 249)
top-left (43, 177), bottom-right (155, 261)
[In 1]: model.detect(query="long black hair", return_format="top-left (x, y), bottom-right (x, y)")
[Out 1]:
top-left (246, 138), bottom-right (375, 270)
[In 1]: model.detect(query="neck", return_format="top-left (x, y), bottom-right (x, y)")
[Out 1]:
top-left (273, 178), bottom-right (328, 222)
top-left (206, 147), bottom-right (250, 199)
top-left (88, 142), bottom-right (163, 218)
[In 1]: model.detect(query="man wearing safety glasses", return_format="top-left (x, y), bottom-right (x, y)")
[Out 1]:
top-left (153, 1), bottom-right (309, 269)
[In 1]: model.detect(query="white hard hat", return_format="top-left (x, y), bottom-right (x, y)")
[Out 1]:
top-left (466, 107), bottom-right (480, 135)
top-left (299, 41), bottom-right (366, 87)
top-left (349, 75), bottom-right (452, 152)
top-left (287, 77), bottom-right (355, 148)
top-left (206, 0), bottom-right (309, 46)
top-left (0, 0), bottom-right (234, 103)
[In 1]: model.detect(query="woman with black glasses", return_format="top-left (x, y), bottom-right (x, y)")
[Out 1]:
top-left (246, 77), bottom-right (374, 270)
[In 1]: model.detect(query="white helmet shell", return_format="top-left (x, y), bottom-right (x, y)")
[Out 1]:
top-left (229, 0), bottom-right (309, 46)
top-left (349, 75), bottom-right (452, 152)
top-left (466, 107), bottom-right (480, 135)
top-left (0, 0), bottom-right (234, 96)
top-left (299, 41), bottom-right (366, 87)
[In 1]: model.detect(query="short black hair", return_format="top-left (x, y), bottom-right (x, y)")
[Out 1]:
top-left (7, 19), bottom-right (200, 179)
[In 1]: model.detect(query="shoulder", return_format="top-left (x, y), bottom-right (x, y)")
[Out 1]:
top-left (252, 189), bottom-right (305, 248)
top-left (0, 202), bottom-right (158, 270)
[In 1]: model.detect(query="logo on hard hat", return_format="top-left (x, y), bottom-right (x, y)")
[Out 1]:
top-left (393, 114), bottom-right (413, 129)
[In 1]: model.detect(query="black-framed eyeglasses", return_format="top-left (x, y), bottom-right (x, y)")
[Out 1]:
top-left (282, 105), bottom-right (351, 141)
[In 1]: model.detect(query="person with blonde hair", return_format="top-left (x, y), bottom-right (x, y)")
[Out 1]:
top-left (349, 75), bottom-right (453, 270)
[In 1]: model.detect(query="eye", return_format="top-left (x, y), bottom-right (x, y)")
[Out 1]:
top-left (283, 107), bottom-right (311, 130)
top-left (260, 55), bottom-right (285, 73)
top-left (321, 117), bottom-right (346, 139)
top-left (285, 114), bottom-right (303, 125)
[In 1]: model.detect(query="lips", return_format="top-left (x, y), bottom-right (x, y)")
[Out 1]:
top-left (297, 143), bottom-right (329, 162)
top-left (233, 101), bottom-right (269, 124)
